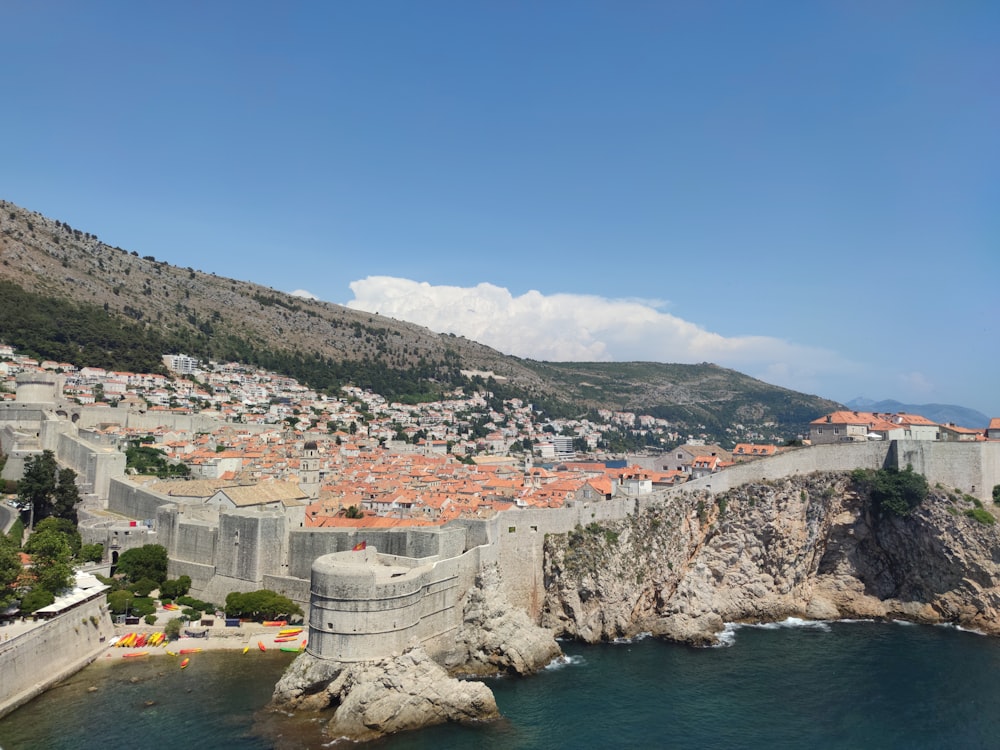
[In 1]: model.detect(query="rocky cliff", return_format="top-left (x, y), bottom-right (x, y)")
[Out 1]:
top-left (541, 471), bottom-right (1000, 645)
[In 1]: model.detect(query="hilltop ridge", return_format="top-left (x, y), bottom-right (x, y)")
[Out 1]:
top-left (0, 199), bottom-right (839, 439)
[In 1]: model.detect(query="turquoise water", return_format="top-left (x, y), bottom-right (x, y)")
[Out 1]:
top-left (2, 621), bottom-right (999, 749)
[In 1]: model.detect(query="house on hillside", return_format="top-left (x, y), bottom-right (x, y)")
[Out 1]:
top-left (810, 411), bottom-right (877, 444)
top-left (810, 410), bottom-right (941, 445)
top-left (653, 444), bottom-right (731, 475)
top-left (988, 418), bottom-right (1000, 441)
top-left (690, 455), bottom-right (726, 479)
top-left (939, 423), bottom-right (984, 442)
top-left (731, 443), bottom-right (778, 463)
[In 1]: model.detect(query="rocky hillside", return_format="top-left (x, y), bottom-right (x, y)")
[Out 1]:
top-left (0, 199), bottom-right (838, 432)
top-left (541, 473), bottom-right (1000, 644)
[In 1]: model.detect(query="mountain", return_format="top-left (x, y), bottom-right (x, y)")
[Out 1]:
top-left (0, 199), bottom-right (839, 439)
top-left (845, 398), bottom-right (989, 430)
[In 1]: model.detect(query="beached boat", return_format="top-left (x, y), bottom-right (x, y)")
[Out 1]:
top-left (278, 628), bottom-right (303, 636)
top-left (123, 651), bottom-right (149, 658)
top-left (262, 620), bottom-right (288, 627)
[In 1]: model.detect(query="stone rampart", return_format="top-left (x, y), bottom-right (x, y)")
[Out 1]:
top-left (286, 526), bottom-right (468, 581)
top-left (0, 593), bottom-right (115, 720)
top-left (107, 477), bottom-right (172, 521)
top-left (307, 546), bottom-right (478, 662)
top-left (55, 430), bottom-right (126, 497)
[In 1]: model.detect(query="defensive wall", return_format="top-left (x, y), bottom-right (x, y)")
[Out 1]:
top-left (307, 545), bottom-right (485, 662)
top-left (0, 591), bottom-right (115, 720)
top-left (673, 440), bottom-right (999, 502)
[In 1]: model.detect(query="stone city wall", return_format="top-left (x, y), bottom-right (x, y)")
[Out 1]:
top-left (107, 477), bottom-right (173, 521)
top-left (0, 594), bottom-right (115, 720)
top-left (672, 441), bottom-right (1000, 503)
top-left (55, 430), bottom-right (126, 497)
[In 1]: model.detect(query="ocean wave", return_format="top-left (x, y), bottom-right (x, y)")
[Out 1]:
top-left (611, 632), bottom-right (651, 645)
top-left (716, 617), bottom-right (833, 645)
top-left (934, 621), bottom-right (987, 636)
top-left (712, 623), bottom-right (739, 648)
top-left (545, 653), bottom-right (585, 671)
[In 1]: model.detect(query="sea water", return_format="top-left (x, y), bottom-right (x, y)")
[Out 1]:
top-left (2, 621), bottom-right (999, 749)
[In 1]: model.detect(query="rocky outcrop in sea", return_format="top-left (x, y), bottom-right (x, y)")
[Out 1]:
top-left (270, 647), bottom-right (498, 742)
top-left (269, 564), bottom-right (560, 742)
top-left (541, 471), bottom-right (1000, 645)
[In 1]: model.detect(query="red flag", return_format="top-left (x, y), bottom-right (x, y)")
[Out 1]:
top-left (352, 540), bottom-right (367, 551)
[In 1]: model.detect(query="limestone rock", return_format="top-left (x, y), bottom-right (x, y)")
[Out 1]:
top-left (441, 563), bottom-right (562, 676)
top-left (542, 472), bottom-right (1000, 645)
top-left (270, 647), bottom-right (498, 743)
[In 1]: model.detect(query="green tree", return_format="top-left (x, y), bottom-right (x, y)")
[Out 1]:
top-left (79, 543), bottom-right (104, 563)
top-left (115, 544), bottom-right (168, 583)
top-left (129, 577), bottom-right (159, 597)
top-left (224, 590), bottom-right (303, 622)
top-left (24, 528), bottom-right (74, 593)
top-left (20, 587), bottom-right (55, 613)
top-left (106, 589), bottom-right (134, 615)
top-left (53, 468), bottom-right (82, 523)
top-left (159, 575), bottom-right (191, 600)
top-left (32, 517), bottom-right (81, 557)
top-left (0, 534), bottom-right (21, 607)
top-left (17, 450), bottom-right (57, 528)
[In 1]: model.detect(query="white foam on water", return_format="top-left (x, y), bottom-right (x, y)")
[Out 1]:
top-left (611, 632), bottom-right (651, 645)
top-left (545, 653), bottom-right (585, 671)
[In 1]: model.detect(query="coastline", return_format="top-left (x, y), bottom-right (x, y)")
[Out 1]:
top-left (98, 622), bottom-right (308, 663)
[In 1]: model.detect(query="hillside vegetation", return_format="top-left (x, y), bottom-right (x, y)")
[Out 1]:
top-left (0, 199), bottom-right (839, 437)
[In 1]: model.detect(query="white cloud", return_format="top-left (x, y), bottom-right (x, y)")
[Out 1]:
top-left (346, 276), bottom-right (857, 394)
top-left (289, 289), bottom-right (319, 300)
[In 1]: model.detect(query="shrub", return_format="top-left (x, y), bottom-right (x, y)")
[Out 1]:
top-left (131, 596), bottom-right (156, 618)
top-left (853, 466), bottom-right (928, 517)
top-left (224, 589), bottom-right (303, 622)
top-left (164, 617), bottom-right (183, 640)
top-left (993, 485), bottom-right (1000, 505)
top-left (107, 589), bottom-right (133, 615)
top-left (965, 507), bottom-right (996, 526)
top-left (176, 595), bottom-right (214, 612)
top-left (144, 613), bottom-right (157, 625)
top-left (158, 575), bottom-right (191, 600)
top-left (130, 578), bottom-right (158, 597)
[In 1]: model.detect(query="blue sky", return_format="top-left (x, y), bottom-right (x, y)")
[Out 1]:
top-left (4, 2), bottom-right (998, 416)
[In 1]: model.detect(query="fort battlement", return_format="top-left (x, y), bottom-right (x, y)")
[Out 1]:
top-left (308, 546), bottom-right (476, 661)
